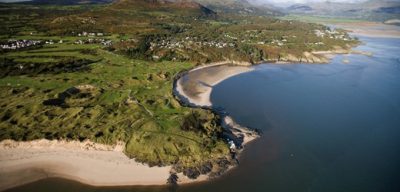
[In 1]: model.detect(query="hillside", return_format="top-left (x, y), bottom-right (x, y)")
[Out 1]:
top-left (112, 0), bottom-right (215, 14)
top-left (40, 0), bottom-right (216, 35)
top-left (195, 0), bottom-right (282, 16)
top-left (285, 0), bottom-right (400, 22)
top-left (18, 0), bottom-right (113, 5)
top-left (9, 0), bottom-right (282, 16)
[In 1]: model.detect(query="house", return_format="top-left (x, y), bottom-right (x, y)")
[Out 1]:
top-left (0, 39), bottom-right (42, 50)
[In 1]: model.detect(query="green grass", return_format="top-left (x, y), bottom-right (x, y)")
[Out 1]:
top-left (0, 39), bottom-right (230, 169)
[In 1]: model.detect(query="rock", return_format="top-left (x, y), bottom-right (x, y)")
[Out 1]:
top-left (208, 158), bottom-right (232, 178)
top-left (183, 167), bottom-right (201, 179)
top-left (216, 158), bottom-right (231, 170)
top-left (303, 51), bottom-right (314, 63)
top-left (167, 173), bottom-right (179, 185)
top-left (199, 162), bottom-right (213, 175)
top-left (286, 54), bottom-right (299, 62)
top-left (303, 52), bottom-right (327, 63)
top-left (332, 46), bottom-right (348, 54)
top-left (312, 56), bottom-right (322, 63)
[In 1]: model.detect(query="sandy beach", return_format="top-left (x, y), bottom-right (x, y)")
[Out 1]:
top-left (334, 22), bottom-right (400, 38)
top-left (175, 62), bottom-right (254, 107)
top-left (0, 139), bottom-right (173, 191)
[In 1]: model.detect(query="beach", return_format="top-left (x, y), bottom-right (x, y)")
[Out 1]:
top-left (175, 62), bottom-right (254, 107)
top-left (334, 22), bottom-right (400, 38)
top-left (0, 139), bottom-right (172, 191)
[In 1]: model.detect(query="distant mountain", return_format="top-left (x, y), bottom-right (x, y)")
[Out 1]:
top-left (13, 0), bottom-right (215, 16)
top-left (375, 6), bottom-right (400, 14)
top-left (19, 0), bottom-right (113, 5)
top-left (11, 0), bottom-right (282, 16)
top-left (284, 0), bottom-right (400, 22)
top-left (112, 0), bottom-right (215, 16)
top-left (194, 0), bottom-right (282, 16)
top-left (287, 4), bottom-right (313, 13)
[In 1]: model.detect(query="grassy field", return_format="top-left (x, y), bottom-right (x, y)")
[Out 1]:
top-left (0, 36), bottom-right (229, 172)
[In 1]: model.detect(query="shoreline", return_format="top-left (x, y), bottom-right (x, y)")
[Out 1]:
top-left (172, 44), bottom-right (362, 108)
top-left (172, 61), bottom-right (260, 184)
top-left (334, 22), bottom-right (400, 39)
top-left (0, 139), bottom-right (175, 191)
top-left (174, 61), bottom-right (253, 108)
top-left (173, 61), bottom-right (260, 148)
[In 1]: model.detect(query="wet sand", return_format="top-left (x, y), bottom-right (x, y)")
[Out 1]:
top-left (334, 22), bottom-right (400, 38)
top-left (175, 62), bottom-right (254, 107)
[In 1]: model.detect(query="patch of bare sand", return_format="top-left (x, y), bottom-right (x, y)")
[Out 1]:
top-left (176, 63), bottom-right (254, 107)
top-left (0, 139), bottom-right (172, 191)
top-left (336, 22), bottom-right (400, 38)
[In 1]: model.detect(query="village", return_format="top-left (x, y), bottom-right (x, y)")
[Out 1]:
top-left (150, 37), bottom-right (237, 50)
top-left (0, 39), bottom-right (42, 50)
top-left (147, 27), bottom-right (352, 54)
top-left (74, 38), bottom-right (112, 46)
top-left (1, 33), bottom-right (113, 52)
top-left (314, 28), bottom-right (351, 41)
